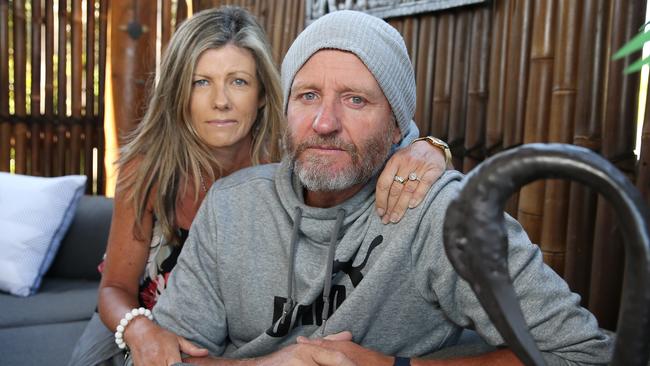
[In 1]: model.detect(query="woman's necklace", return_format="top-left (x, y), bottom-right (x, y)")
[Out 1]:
top-left (200, 174), bottom-right (207, 193)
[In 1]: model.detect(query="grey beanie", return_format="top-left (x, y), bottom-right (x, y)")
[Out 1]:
top-left (281, 10), bottom-right (415, 138)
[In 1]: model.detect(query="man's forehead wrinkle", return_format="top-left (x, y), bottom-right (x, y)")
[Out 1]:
top-left (292, 58), bottom-right (382, 98)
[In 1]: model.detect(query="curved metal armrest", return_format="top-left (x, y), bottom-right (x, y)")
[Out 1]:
top-left (443, 143), bottom-right (650, 366)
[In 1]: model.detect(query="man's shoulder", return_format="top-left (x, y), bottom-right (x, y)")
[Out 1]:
top-left (212, 163), bottom-right (280, 192)
top-left (421, 170), bottom-right (464, 206)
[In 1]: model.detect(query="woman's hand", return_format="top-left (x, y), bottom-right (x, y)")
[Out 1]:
top-left (124, 316), bottom-right (209, 366)
top-left (297, 333), bottom-right (389, 366)
top-left (376, 139), bottom-right (447, 224)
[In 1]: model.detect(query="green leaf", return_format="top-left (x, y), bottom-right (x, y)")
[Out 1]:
top-left (623, 55), bottom-right (650, 74)
top-left (613, 30), bottom-right (650, 60)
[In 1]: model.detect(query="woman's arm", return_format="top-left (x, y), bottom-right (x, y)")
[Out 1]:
top-left (98, 170), bottom-right (207, 365)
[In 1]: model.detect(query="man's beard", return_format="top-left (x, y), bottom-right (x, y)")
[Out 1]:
top-left (284, 122), bottom-right (396, 192)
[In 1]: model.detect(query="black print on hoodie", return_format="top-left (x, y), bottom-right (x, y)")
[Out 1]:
top-left (266, 235), bottom-right (384, 337)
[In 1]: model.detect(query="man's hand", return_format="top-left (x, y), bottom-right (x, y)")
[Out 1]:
top-left (376, 140), bottom-right (446, 224)
top-left (124, 316), bottom-right (208, 366)
top-left (297, 334), bottom-right (393, 366)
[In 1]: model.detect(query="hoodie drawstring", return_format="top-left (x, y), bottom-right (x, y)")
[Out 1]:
top-left (321, 209), bottom-right (345, 334)
top-left (278, 207), bottom-right (346, 336)
top-left (281, 207), bottom-right (303, 324)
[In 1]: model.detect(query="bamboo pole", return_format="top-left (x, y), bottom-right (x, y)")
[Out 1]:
top-left (177, 0), bottom-right (188, 25)
top-left (97, 0), bottom-right (107, 194)
top-left (388, 18), bottom-right (403, 34)
top-left (84, 0), bottom-right (96, 192)
top-left (431, 13), bottom-right (454, 139)
top-left (253, 0), bottom-right (267, 32)
top-left (279, 0), bottom-right (297, 62)
top-left (55, 0), bottom-right (68, 176)
top-left (539, 0), bottom-right (581, 275)
top-left (0, 0), bottom-right (10, 172)
top-left (44, 0), bottom-right (53, 176)
top-left (161, 0), bottom-right (172, 53)
top-left (448, 11), bottom-right (470, 169)
top-left (485, 0), bottom-right (509, 155)
top-left (85, 0), bottom-right (95, 115)
top-left (565, 0), bottom-right (608, 300)
top-left (402, 17), bottom-right (418, 69)
top-left (295, 0), bottom-right (305, 35)
top-left (639, 91), bottom-right (650, 204)
top-left (414, 15), bottom-right (435, 136)
top-left (505, 0), bottom-right (532, 216)
top-left (269, 1), bottom-right (283, 64)
top-left (502, 0), bottom-right (531, 150)
top-left (516, 0), bottom-right (554, 246)
top-left (70, 0), bottom-right (82, 174)
top-left (31, 0), bottom-right (42, 176)
top-left (463, 6), bottom-right (490, 173)
top-left (13, 0), bottom-right (27, 174)
top-left (589, 0), bottom-right (644, 330)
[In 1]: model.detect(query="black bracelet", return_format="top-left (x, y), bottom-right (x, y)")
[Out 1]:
top-left (394, 356), bottom-right (411, 366)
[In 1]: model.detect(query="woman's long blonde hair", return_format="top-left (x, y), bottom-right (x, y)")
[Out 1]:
top-left (117, 7), bottom-right (284, 243)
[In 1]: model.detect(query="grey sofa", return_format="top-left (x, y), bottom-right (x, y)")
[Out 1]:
top-left (0, 195), bottom-right (113, 366)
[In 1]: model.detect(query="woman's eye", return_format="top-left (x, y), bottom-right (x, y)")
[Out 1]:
top-left (192, 79), bottom-right (209, 87)
top-left (233, 78), bottom-right (248, 86)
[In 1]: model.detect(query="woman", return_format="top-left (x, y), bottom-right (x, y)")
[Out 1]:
top-left (69, 6), bottom-right (447, 366)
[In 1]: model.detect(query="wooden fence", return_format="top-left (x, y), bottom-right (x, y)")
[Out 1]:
top-left (0, 0), bottom-right (108, 193)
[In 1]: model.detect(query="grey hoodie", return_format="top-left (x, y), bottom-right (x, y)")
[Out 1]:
top-left (153, 159), bottom-right (612, 365)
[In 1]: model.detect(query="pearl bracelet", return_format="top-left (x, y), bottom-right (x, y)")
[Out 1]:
top-left (114, 307), bottom-right (153, 350)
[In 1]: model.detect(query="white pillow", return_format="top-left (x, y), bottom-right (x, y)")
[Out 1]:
top-left (0, 173), bottom-right (87, 296)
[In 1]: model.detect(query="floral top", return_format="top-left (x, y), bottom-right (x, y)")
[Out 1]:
top-left (138, 221), bottom-right (188, 309)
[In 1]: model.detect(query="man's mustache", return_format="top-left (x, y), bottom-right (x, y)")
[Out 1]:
top-left (294, 136), bottom-right (357, 156)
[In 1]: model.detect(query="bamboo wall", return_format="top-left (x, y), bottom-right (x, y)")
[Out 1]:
top-left (190, 0), bottom-right (648, 331)
top-left (389, 0), bottom-right (646, 330)
top-left (0, 0), bottom-right (108, 194)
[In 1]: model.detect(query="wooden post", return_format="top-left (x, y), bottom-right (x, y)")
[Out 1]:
top-left (109, 0), bottom-right (157, 141)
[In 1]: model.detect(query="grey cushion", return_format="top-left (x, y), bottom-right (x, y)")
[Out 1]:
top-left (0, 320), bottom-right (88, 366)
top-left (47, 195), bottom-right (113, 280)
top-left (0, 278), bottom-right (98, 328)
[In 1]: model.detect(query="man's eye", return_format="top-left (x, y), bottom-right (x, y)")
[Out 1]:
top-left (233, 78), bottom-right (248, 86)
top-left (192, 79), bottom-right (209, 87)
top-left (302, 92), bottom-right (316, 101)
top-left (350, 96), bottom-right (364, 104)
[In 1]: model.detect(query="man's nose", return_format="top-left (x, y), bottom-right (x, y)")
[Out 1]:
top-left (312, 100), bottom-right (341, 135)
top-left (212, 85), bottom-right (231, 110)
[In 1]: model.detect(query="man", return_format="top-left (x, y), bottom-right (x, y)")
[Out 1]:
top-left (153, 10), bottom-right (612, 365)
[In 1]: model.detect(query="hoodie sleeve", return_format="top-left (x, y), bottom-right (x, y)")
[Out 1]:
top-left (153, 188), bottom-right (229, 356)
top-left (411, 180), bottom-right (613, 365)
